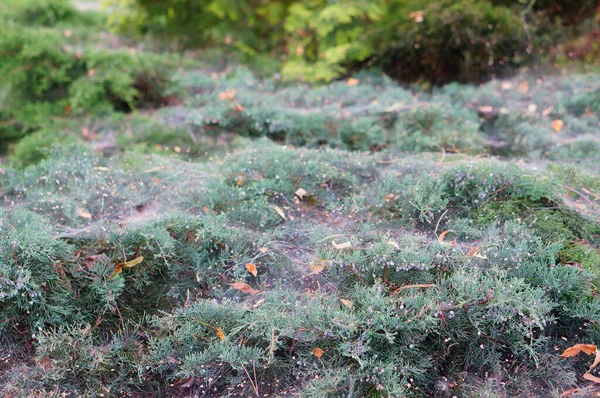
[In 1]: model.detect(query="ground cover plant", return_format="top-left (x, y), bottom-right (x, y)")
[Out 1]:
top-left (1, 1), bottom-right (600, 397)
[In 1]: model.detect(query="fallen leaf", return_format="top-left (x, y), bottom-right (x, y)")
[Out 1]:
top-left (218, 89), bottom-right (236, 102)
top-left (312, 347), bottom-right (324, 359)
top-left (561, 344), bottom-right (597, 357)
top-left (518, 81), bottom-right (529, 93)
top-left (478, 105), bottom-right (493, 113)
top-left (110, 256), bottom-right (144, 279)
top-left (273, 205), bottom-right (287, 220)
top-left (542, 105), bottom-right (554, 116)
top-left (173, 146), bottom-right (182, 153)
top-left (92, 166), bottom-right (109, 171)
top-left (501, 81), bottom-right (512, 90)
top-left (387, 241), bottom-right (400, 249)
top-left (87, 69), bottom-right (95, 77)
top-left (552, 119), bottom-right (564, 132)
top-left (583, 373), bottom-right (600, 384)
top-left (245, 263), bottom-right (258, 277)
top-left (466, 246), bottom-right (487, 259)
top-left (295, 188), bottom-right (308, 200)
top-left (527, 103), bottom-right (538, 113)
top-left (216, 327), bottom-right (225, 341)
top-left (437, 230), bottom-right (450, 242)
top-left (310, 265), bottom-right (324, 275)
top-left (409, 10), bottom-right (424, 23)
top-left (230, 282), bottom-right (260, 296)
top-left (64, 29), bottom-right (72, 37)
top-left (77, 208), bottom-right (92, 219)
top-left (347, 78), bottom-right (359, 86)
top-left (332, 240), bottom-right (352, 250)
top-left (234, 104), bottom-right (245, 111)
top-left (258, 247), bottom-right (270, 253)
top-left (295, 45), bottom-right (305, 56)
top-left (340, 299), bottom-right (353, 309)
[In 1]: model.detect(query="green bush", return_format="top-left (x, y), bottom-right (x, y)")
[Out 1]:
top-left (0, 0), bottom-right (78, 27)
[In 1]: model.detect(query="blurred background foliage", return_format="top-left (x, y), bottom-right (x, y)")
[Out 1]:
top-left (101, 0), bottom-right (600, 83)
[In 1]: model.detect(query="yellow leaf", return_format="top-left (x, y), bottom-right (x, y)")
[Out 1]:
top-left (332, 240), bottom-right (351, 250)
top-left (216, 327), bottom-right (225, 341)
top-left (245, 263), bottom-right (258, 277)
top-left (387, 241), bottom-right (400, 249)
top-left (273, 205), bottom-right (287, 220)
top-left (347, 78), bottom-right (359, 86)
top-left (438, 230), bottom-right (450, 242)
top-left (110, 256), bottom-right (144, 279)
top-left (312, 347), bottom-right (324, 359)
top-left (551, 119), bottom-right (564, 132)
top-left (340, 298), bottom-right (353, 309)
top-left (561, 344), bottom-right (597, 357)
top-left (77, 208), bottom-right (92, 219)
top-left (295, 188), bottom-right (308, 200)
top-left (230, 282), bottom-right (260, 296)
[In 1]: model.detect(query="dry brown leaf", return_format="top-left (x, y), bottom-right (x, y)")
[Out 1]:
top-left (466, 246), bottom-right (488, 259)
top-left (409, 10), bottom-right (424, 23)
top-left (258, 247), bottom-right (270, 253)
top-left (552, 119), bottom-right (564, 132)
top-left (310, 265), bottom-right (324, 275)
top-left (216, 327), bottom-right (225, 341)
top-left (218, 88), bottom-right (236, 102)
top-left (295, 188), bottom-right (308, 200)
top-left (347, 78), bottom-right (359, 86)
top-left (245, 263), bottom-right (258, 277)
top-left (332, 240), bottom-right (352, 250)
top-left (583, 373), bottom-right (600, 384)
top-left (501, 81), bottom-right (512, 90)
top-left (438, 230), bottom-right (450, 242)
top-left (542, 105), bottom-right (554, 116)
top-left (173, 146), bottom-right (182, 153)
top-left (478, 105), bottom-right (493, 113)
top-left (312, 347), bottom-right (324, 359)
top-left (561, 344), bottom-right (597, 357)
top-left (273, 205), bottom-right (287, 221)
top-left (340, 299), bottom-right (353, 310)
top-left (230, 282), bottom-right (260, 296)
top-left (77, 208), bottom-right (92, 219)
top-left (110, 256), bottom-right (144, 279)
top-left (87, 69), bottom-right (95, 77)
top-left (387, 241), bottom-right (400, 249)
top-left (518, 81), bottom-right (529, 93)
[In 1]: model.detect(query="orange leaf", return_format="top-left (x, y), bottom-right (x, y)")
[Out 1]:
top-left (438, 230), bottom-right (450, 242)
top-left (310, 265), bottom-right (324, 275)
top-left (312, 347), bottom-right (324, 359)
top-left (245, 263), bottom-right (258, 277)
top-left (216, 327), bottom-right (225, 341)
top-left (218, 89), bottom-right (236, 102)
top-left (552, 119), bottom-right (564, 132)
top-left (87, 69), bottom-right (95, 77)
top-left (110, 256), bottom-right (144, 279)
top-left (77, 208), bottom-right (92, 219)
top-left (561, 344), bottom-right (597, 357)
top-left (347, 78), bottom-right (359, 86)
top-left (230, 282), bottom-right (260, 296)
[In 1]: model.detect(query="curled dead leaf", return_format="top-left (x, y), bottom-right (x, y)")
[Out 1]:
top-left (77, 208), bottom-right (92, 219)
top-left (561, 344), bottom-right (598, 357)
top-left (347, 78), bottom-right (359, 86)
top-left (295, 188), bottom-right (308, 200)
top-left (110, 256), bottom-right (144, 279)
top-left (216, 327), bottom-right (225, 341)
top-left (245, 263), bottom-right (258, 277)
top-left (258, 247), bottom-right (270, 253)
top-left (340, 298), bottom-right (353, 310)
top-left (218, 89), bottom-right (236, 102)
top-left (230, 282), bottom-right (260, 296)
top-left (273, 205), bottom-right (287, 221)
top-left (437, 230), bottom-right (450, 242)
top-left (312, 347), bottom-right (324, 359)
top-left (332, 240), bottom-right (352, 250)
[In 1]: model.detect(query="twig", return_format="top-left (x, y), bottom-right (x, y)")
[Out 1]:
top-left (434, 209), bottom-right (449, 240)
top-left (393, 284), bottom-right (435, 295)
top-left (241, 362), bottom-right (259, 397)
